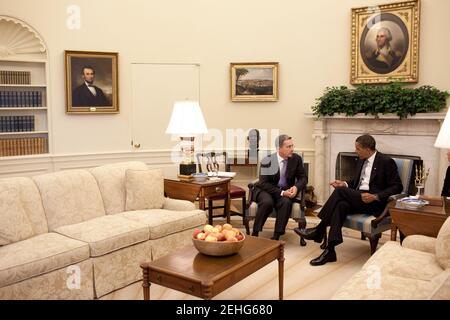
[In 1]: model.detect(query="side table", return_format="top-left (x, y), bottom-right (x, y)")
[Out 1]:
top-left (164, 177), bottom-right (231, 225)
top-left (388, 199), bottom-right (449, 241)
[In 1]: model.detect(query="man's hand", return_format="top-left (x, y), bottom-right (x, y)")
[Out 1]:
top-left (330, 180), bottom-right (346, 188)
top-left (283, 186), bottom-right (298, 199)
top-left (361, 193), bottom-right (378, 203)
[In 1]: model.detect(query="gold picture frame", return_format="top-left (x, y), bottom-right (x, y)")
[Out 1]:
top-left (350, 0), bottom-right (420, 84)
top-left (65, 50), bottom-right (119, 114)
top-left (230, 62), bottom-right (278, 102)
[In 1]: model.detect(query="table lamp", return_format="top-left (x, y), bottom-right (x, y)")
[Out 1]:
top-left (434, 107), bottom-right (450, 149)
top-left (166, 100), bottom-right (208, 176)
top-left (434, 107), bottom-right (450, 212)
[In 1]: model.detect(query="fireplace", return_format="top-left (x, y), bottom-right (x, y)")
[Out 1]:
top-left (336, 152), bottom-right (422, 195)
top-left (305, 112), bottom-right (447, 202)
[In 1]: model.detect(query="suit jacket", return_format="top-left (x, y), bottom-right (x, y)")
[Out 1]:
top-left (441, 166), bottom-right (450, 197)
top-left (347, 152), bottom-right (403, 206)
top-left (72, 83), bottom-right (110, 106)
top-left (254, 153), bottom-right (307, 201)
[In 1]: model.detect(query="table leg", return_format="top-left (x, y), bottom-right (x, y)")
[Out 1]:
top-left (278, 243), bottom-right (285, 300)
top-left (226, 194), bottom-right (231, 224)
top-left (142, 268), bottom-right (150, 300)
top-left (390, 224), bottom-right (398, 241)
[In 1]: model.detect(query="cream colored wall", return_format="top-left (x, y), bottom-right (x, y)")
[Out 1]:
top-left (2, 0), bottom-right (450, 155)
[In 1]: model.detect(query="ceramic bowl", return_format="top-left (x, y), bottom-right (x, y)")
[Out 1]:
top-left (400, 198), bottom-right (429, 210)
top-left (192, 173), bottom-right (208, 182)
top-left (192, 236), bottom-right (245, 257)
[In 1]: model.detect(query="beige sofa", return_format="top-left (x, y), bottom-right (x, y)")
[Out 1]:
top-left (332, 216), bottom-right (450, 299)
top-left (0, 161), bottom-right (206, 299)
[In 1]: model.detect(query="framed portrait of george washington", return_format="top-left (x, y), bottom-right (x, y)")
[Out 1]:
top-left (65, 50), bottom-right (119, 114)
top-left (350, 0), bottom-right (420, 84)
top-left (230, 62), bottom-right (278, 102)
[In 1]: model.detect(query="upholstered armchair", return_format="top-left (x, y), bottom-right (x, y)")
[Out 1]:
top-left (246, 152), bottom-right (307, 245)
top-left (334, 155), bottom-right (418, 254)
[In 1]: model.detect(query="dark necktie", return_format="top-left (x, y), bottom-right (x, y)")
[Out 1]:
top-left (357, 159), bottom-right (369, 190)
top-left (278, 159), bottom-right (288, 189)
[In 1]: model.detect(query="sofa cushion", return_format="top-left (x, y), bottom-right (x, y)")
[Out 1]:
top-left (89, 161), bottom-right (148, 214)
top-left (436, 217), bottom-right (450, 269)
top-left (125, 169), bottom-right (164, 211)
top-left (118, 209), bottom-right (206, 239)
top-left (0, 177), bottom-right (48, 244)
top-left (429, 269), bottom-right (450, 300)
top-left (332, 273), bottom-right (434, 300)
top-left (0, 187), bottom-right (34, 245)
top-left (33, 169), bottom-right (106, 231)
top-left (402, 235), bottom-right (436, 254)
top-left (0, 233), bottom-right (89, 287)
top-left (55, 215), bottom-right (149, 257)
top-left (367, 241), bottom-right (443, 281)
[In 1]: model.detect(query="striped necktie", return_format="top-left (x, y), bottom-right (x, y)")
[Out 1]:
top-left (278, 159), bottom-right (288, 189)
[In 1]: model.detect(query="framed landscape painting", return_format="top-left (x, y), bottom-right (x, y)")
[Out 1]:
top-left (350, 0), bottom-right (420, 84)
top-left (65, 50), bottom-right (119, 114)
top-left (230, 62), bottom-right (278, 102)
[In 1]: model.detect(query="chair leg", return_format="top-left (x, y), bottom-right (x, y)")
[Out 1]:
top-left (368, 233), bottom-right (382, 255)
top-left (361, 232), bottom-right (366, 240)
top-left (208, 199), bottom-right (213, 225)
top-left (298, 220), bottom-right (307, 246)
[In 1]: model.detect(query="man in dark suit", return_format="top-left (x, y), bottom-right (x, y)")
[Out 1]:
top-left (72, 66), bottom-right (110, 106)
top-left (295, 134), bottom-right (403, 266)
top-left (252, 134), bottom-right (307, 240)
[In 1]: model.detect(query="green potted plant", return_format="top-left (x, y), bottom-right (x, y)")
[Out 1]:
top-left (312, 83), bottom-right (449, 119)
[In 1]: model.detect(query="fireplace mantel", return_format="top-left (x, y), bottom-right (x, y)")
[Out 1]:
top-left (305, 112), bottom-right (447, 202)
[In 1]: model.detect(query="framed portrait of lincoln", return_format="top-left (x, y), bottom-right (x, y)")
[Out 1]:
top-left (65, 50), bottom-right (119, 114)
top-left (350, 0), bottom-right (420, 84)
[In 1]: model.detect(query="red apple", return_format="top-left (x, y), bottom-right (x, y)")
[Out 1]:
top-left (192, 229), bottom-right (202, 239)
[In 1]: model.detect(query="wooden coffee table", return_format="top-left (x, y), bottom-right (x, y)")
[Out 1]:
top-left (140, 236), bottom-right (285, 300)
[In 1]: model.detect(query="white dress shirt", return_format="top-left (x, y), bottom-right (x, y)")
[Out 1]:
top-left (85, 82), bottom-right (97, 96)
top-left (358, 151), bottom-right (377, 191)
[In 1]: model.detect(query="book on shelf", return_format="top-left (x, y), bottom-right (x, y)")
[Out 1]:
top-left (0, 137), bottom-right (48, 156)
top-left (0, 90), bottom-right (43, 108)
top-left (0, 70), bottom-right (31, 85)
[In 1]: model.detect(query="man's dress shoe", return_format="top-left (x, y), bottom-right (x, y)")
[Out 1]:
top-left (293, 227), bottom-right (324, 243)
top-left (251, 231), bottom-right (259, 237)
top-left (310, 248), bottom-right (337, 266)
top-left (271, 233), bottom-right (280, 240)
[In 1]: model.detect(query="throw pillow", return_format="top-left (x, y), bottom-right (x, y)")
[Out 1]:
top-left (0, 188), bottom-right (34, 245)
top-left (125, 169), bottom-right (164, 211)
top-left (436, 216), bottom-right (450, 269)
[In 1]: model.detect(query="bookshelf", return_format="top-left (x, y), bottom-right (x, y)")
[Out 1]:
top-left (0, 16), bottom-right (50, 157)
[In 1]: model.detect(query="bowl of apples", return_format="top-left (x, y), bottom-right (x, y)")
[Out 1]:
top-left (192, 223), bottom-right (245, 256)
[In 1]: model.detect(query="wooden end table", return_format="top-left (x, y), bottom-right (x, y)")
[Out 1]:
top-left (164, 177), bottom-right (231, 225)
top-left (388, 198), bottom-right (449, 241)
top-left (140, 236), bottom-right (285, 300)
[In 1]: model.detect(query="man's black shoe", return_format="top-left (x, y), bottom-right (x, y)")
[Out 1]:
top-left (293, 227), bottom-right (324, 243)
top-left (271, 233), bottom-right (280, 240)
top-left (251, 231), bottom-right (259, 237)
top-left (310, 248), bottom-right (337, 266)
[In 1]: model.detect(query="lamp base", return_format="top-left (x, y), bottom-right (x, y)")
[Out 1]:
top-left (180, 163), bottom-right (196, 176)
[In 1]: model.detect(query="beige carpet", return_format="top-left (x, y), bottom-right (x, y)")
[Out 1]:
top-left (101, 214), bottom-right (392, 300)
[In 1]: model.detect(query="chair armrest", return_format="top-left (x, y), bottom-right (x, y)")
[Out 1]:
top-left (389, 193), bottom-right (407, 201)
top-left (247, 179), bottom-right (259, 209)
top-left (402, 235), bottom-right (437, 254)
top-left (371, 193), bottom-right (407, 228)
top-left (163, 197), bottom-right (196, 211)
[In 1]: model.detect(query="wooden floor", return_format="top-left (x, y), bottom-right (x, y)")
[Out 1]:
top-left (101, 213), bottom-right (393, 300)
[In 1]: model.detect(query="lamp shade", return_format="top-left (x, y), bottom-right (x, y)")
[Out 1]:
top-left (434, 108), bottom-right (450, 149)
top-left (165, 101), bottom-right (208, 136)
